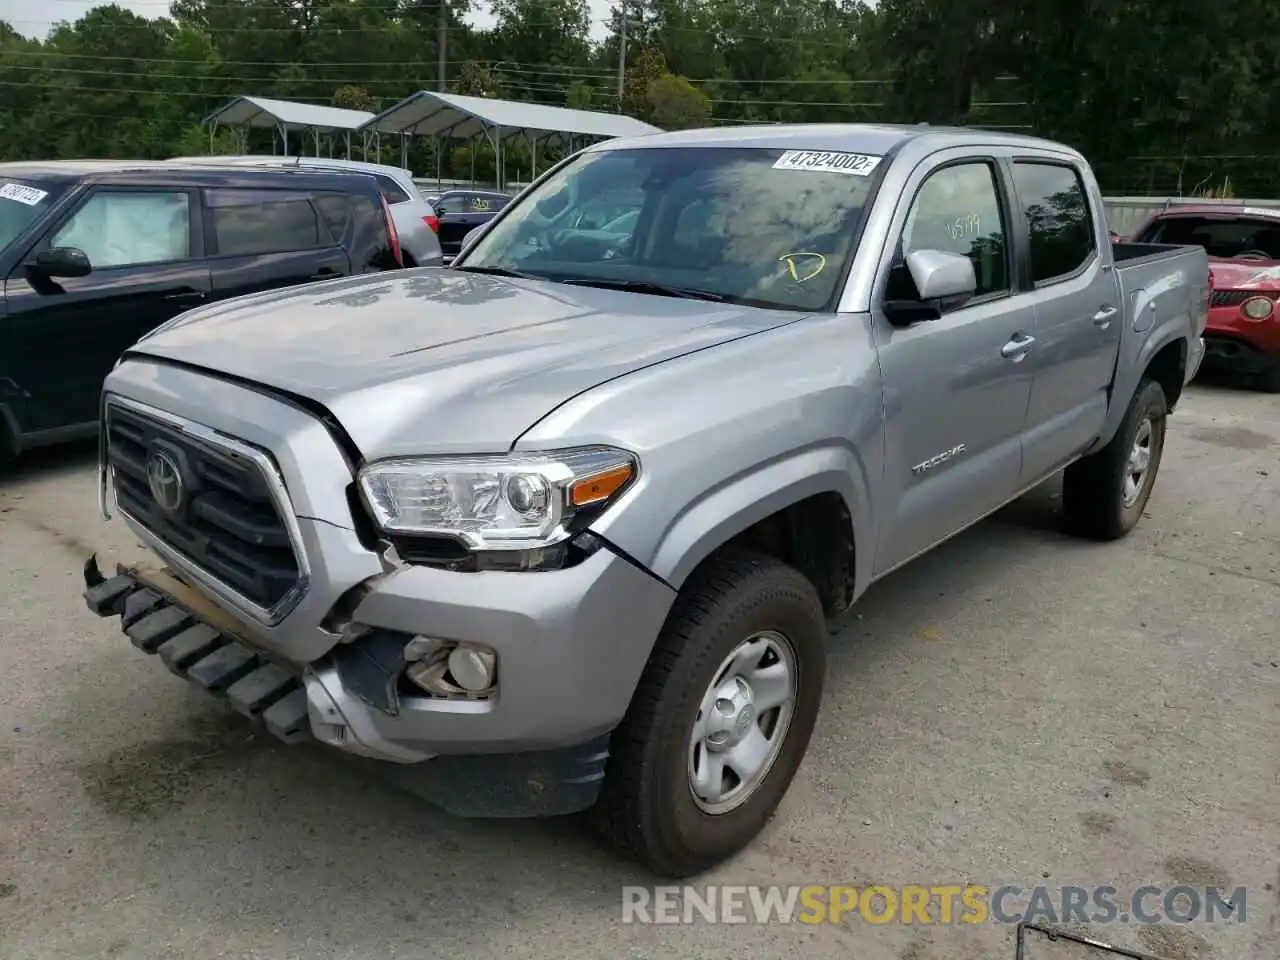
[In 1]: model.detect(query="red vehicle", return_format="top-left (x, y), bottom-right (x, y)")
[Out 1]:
top-left (1130, 205), bottom-right (1280, 391)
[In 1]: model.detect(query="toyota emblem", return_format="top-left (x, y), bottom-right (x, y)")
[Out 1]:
top-left (146, 450), bottom-right (184, 513)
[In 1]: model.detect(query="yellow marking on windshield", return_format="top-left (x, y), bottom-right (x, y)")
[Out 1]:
top-left (779, 252), bottom-right (827, 283)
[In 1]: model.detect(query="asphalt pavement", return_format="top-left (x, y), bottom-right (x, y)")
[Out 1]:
top-left (1, 381), bottom-right (1277, 960)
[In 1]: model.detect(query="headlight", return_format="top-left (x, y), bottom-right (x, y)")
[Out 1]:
top-left (1241, 296), bottom-right (1274, 321)
top-left (357, 446), bottom-right (637, 550)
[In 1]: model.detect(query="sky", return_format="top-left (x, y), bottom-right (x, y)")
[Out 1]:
top-left (1, 0), bottom-right (619, 42)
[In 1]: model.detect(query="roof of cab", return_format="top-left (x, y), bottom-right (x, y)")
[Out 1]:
top-left (0, 158), bottom-right (383, 189)
top-left (586, 122), bottom-right (1080, 158)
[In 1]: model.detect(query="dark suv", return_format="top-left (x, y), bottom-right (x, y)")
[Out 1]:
top-left (0, 160), bottom-right (403, 460)
top-left (434, 189), bottom-right (512, 259)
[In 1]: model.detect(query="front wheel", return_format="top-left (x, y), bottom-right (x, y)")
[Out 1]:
top-left (1062, 378), bottom-right (1168, 540)
top-left (596, 551), bottom-right (826, 878)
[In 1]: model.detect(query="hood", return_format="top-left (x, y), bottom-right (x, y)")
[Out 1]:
top-left (1208, 258), bottom-right (1280, 292)
top-left (128, 269), bottom-right (803, 459)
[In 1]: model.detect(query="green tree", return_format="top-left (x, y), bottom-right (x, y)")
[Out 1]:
top-left (647, 72), bottom-right (710, 129)
top-left (621, 47), bottom-right (666, 119)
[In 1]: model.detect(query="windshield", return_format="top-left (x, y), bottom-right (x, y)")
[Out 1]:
top-left (459, 146), bottom-right (885, 312)
top-left (0, 178), bottom-right (63, 252)
top-left (1137, 214), bottom-right (1280, 260)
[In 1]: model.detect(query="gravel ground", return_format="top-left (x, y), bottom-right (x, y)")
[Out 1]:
top-left (1, 381), bottom-right (1277, 960)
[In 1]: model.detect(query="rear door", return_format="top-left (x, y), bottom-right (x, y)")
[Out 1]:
top-left (1012, 160), bottom-right (1123, 483)
top-left (205, 188), bottom-right (350, 300)
top-left (3, 185), bottom-right (209, 435)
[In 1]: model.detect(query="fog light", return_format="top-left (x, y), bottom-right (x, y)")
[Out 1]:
top-left (1241, 296), bottom-right (1274, 321)
top-left (402, 636), bottom-right (497, 699)
top-left (448, 646), bottom-right (496, 692)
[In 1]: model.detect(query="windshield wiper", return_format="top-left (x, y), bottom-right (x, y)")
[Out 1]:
top-left (558, 277), bottom-right (732, 303)
top-left (451, 264), bottom-right (547, 281)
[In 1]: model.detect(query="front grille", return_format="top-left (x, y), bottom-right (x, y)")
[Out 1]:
top-left (105, 402), bottom-right (302, 612)
top-left (1212, 289), bottom-right (1280, 307)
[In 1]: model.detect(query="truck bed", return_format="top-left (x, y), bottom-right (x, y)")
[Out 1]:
top-left (1097, 239), bottom-right (1208, 449)
top-left (1111, 240), bottom-right (1189, 265)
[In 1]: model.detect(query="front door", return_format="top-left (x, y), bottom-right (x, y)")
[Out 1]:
top-left (872, 158), bottom-right (1037, 574)
top-left (2, 187), bottom-right (208, 435)
top-left (1013, 160), bottom-right (1123, 483)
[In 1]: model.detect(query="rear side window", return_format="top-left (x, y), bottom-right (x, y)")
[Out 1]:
top-left (346, 193), bottom-right (399, 272)
top-left (313, 192), bottom-right (353, 240)
top-left (372, 174), bottom-right (410, 205)
top-left (1012, 162), bottom-right (1095, 284)
top-left (207, 189), bottom-right (328, 256)
top-left (437, 192), bottom-right (503, 214)
top-left (52, 190), bottom-right (190, 268)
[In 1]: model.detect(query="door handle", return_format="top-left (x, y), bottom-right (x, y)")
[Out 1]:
top-left (164, 291), bottom-right (206, 303)
top-left (1093, 306), bottom-right (1119, 327)
top-left (1000, 334), bottom-right (1036, 361)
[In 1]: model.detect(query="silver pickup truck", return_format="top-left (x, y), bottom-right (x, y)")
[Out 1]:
top-left (82, 124), bottom-right (1207, 878)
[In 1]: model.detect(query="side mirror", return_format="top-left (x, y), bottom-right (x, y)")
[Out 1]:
top-left (905, 249), bottom-right (976, 301)
top-left (883, 249), bottom-right (976, 325)
top-left (33, 246), bottom-right (92, 279)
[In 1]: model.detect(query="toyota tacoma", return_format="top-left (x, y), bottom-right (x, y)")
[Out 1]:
top-left (82, 124), bottom-right (1208, 877)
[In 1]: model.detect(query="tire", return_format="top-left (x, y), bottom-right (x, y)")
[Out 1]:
top-left (1062, 378), bottom-right (1168, 541)
top-left (595, 550), bottom-right (826, 878)
top-left (1255, 361), bottom-right (1280, 394)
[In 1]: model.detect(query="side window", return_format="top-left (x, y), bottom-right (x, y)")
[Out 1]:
top-left (208, 190), bottom-right (327, 256)
top-left (313, 192), bottom-right (353, 240)
top-left (1012, 162), bottom-right (1095, 284)
top-left (469, 195), bottom-right (493, 213)
top-left (372, 174), bottom-right (410, 205)
top-left (436, 194), bottom-right (466, 215)
top-left (51, 190), bottom-right (190, 268)
top-left (901, 162), bottom-right (1009, 298)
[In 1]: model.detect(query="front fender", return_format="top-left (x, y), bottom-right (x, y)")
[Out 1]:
top-left (638, 444), bottom-right (873, 590)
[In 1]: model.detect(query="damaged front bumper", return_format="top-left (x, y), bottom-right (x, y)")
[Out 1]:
top-left (81, 555), bottom-right (638, 817)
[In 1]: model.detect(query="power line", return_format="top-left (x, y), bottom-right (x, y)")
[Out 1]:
top-left (7, 11), bottom-right (868, 47)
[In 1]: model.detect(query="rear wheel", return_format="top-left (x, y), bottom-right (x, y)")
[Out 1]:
top-left (1062, 378), bottom-right (1168, 541)
top-left (596, 551), bottom-right (826, 878)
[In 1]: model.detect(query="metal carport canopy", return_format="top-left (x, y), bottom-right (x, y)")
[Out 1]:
top-left (203, 96), bottom-right (375, 132)
top-left (359, 91), bottom-right (661, 141)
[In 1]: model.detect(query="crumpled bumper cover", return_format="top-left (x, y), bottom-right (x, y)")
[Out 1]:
top-left (82, 555), bottom-right (611, 817)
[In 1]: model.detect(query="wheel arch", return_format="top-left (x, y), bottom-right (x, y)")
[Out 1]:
top-left (643, 446), bottom-right (872, 619)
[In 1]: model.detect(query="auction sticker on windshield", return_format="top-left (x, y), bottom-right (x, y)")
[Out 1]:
top-left (0, 182), bottom-right (48, 205)
top-left (772, 151), bottom-right (882, 176)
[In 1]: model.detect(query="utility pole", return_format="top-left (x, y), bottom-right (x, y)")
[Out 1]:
top-left (616, 5), bottom-right (627, 108)
top-left (438, 0), bottom-right (448, 91)
top-left (616, 1), bottom-right (642, 111)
